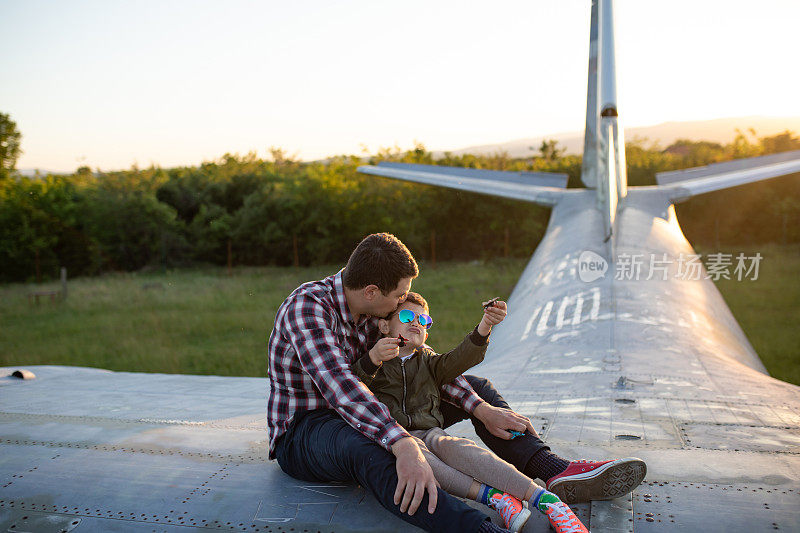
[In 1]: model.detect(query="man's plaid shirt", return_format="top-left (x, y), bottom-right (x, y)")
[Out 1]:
top-left (267, 270), bottom-right (484, 458)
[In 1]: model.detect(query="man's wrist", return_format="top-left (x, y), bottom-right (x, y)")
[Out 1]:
top-left (476, 320), bottom-right (492, 337)
top-left (390, 436), bottom-right (417, 456)
top-left (472, 400), bottom-right (490, 419)
top-left (377, 424), bottom-right (410, 452)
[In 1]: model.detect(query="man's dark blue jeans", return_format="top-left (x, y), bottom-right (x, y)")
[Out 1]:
top-left (275, 408), bottom-right (489, 533)
top-left (440, 375), bottom-right (550, 474)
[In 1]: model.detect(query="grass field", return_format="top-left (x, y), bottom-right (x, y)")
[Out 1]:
top-left (1, 246), bottom-right (798, 385)
top-left (696, 244), bottom-right (800, 385)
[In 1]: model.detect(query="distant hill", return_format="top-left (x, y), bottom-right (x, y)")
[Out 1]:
top-left (442, 116), bottom-right (800, 158)
top-left (15, 168), bottom-right (61, 177)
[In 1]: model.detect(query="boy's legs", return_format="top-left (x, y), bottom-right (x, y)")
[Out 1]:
top-left (418, 427), bottom-right (536, 502)
top-left (408, 431), bottom-right (474, 499)
top-left (411, 429), bottom-right (533, 533)
top-left (275, 409), bottom-right (488, 533)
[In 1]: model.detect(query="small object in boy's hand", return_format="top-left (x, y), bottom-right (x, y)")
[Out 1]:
top-left (508, 430), bottom-right (525, 439)
top-left (483, 297), bottom-right (500, 309)
top-left (397, 335), bottom-right (407, 347)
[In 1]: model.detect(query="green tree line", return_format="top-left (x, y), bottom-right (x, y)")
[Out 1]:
top-left (1, 128), bottom-right (799, 283)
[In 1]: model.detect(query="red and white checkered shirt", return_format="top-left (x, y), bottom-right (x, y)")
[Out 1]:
top-left (267, 270), bottom-right (484, 458)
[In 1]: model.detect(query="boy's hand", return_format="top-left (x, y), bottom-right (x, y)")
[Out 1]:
top-left (478, 299), bottom-right (507, 336)
top-left (369, 337), bottom-right (401, 366)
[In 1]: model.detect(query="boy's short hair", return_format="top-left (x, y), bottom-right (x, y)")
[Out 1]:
top-left (342, 233), bottom-right (419, 295)
top-left (401, 292), bottom-right (429, 313)
top-left (386, 292), bottom-right (429, 321)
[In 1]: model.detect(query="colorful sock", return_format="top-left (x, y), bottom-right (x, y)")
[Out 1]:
top-left (530, 487), bottom-right (561, 514)
top-left (524, 449), bottom-right (571, 482)
top-left (476, 484), bottom-right (503, 507)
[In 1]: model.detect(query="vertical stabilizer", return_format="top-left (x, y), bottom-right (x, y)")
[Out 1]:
top-left (583, 0), bottom-right (627, 241)
top-left (580, 0), bottom-right (600, 189)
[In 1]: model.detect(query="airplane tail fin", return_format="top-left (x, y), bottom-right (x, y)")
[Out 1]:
top-left (358, 0), bottom-right (800, 227)
top-left (582, 0), bottom-right (627, 242)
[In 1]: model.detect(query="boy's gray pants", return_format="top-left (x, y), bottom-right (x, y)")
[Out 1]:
top-left (411, 427), bottom-right (536, 501)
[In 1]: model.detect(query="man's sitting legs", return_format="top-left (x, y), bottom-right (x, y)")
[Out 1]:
top-left (441, 375), bottom-right (646, 503)
top-left (440, 375), bottom-right (564, 477)
top-left (275, 409), bottom-right (490, 533)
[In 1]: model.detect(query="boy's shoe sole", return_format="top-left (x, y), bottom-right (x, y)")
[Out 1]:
top-left (547, 457), bottom-right (647, 503)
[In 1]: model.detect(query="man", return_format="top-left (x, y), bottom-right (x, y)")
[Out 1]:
top-left (267, 233), bottom-right (644, 532)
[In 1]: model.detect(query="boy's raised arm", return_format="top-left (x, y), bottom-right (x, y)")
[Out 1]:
top-left (437, 299), bottom-right (508, 412)
top-left (430, 299), bottom-right (507, 387)
top-left (427, 328), bottom-right (490, 387)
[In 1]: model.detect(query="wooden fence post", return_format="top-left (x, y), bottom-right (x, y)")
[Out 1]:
top-left (227, 239), bottom-right (232, 276)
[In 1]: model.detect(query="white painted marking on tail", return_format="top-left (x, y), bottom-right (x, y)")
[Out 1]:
top-left (556, 295), bottom-right (571, 329)
top-left (590, 287), bottom-right (600, 320)
top-left (521, 305), bottom-right (542, 341)
top-left (537, 300), bottom-right (554, 336)
top-left (572, 293), bottom-right (584, 325)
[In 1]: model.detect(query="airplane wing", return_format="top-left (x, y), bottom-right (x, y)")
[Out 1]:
top-left (357, 162), bottom-right (569, 207)
top-left (1, 365), bottom-right (582, 532)
top-left (656, 150), bottom-right (800, 202)
top-left (0, 365), bottom-right (432, 532)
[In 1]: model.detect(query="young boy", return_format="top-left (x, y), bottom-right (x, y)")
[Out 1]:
top-left (352, 292), bottom-right (588, 533)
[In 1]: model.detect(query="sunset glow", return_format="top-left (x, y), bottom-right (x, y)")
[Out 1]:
top-left (2, 0), bottom-right (798, 172)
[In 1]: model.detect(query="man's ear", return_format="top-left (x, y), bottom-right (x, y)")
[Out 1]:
top-left (378, 318), bottom-right (390, 335)
top-left (363, 284), bottom-right (380, 301)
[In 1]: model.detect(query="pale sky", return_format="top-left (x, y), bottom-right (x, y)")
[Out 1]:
top-left (2, 0), bottom-right (799, 172)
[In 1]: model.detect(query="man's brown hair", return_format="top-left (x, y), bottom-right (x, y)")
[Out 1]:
top-left (342, 233), bottom-right (418, 294)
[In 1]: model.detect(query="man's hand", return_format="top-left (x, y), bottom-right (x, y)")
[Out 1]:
top-left (473, 402), bottom-right (538, 440)
top-left (478, 299), bottom-right (507, 336)
top-left (391, 437), bottom-right (439, 515)
top-left (369, 337), bottom-right (400, 367)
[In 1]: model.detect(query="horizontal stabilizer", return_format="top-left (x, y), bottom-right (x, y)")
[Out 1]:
top-left (375, 162), bottom-right (569, 188)
top-left (357, 162), bottom-right (567, 206)
top-left (657, 150), bottom-right (800, 202)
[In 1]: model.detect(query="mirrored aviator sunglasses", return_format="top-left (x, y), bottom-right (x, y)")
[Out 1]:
top-left (397, 309), bottom-right (433, 329)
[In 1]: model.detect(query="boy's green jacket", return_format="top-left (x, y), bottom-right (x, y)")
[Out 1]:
top-left (352, 328), bottom-right (488, 431)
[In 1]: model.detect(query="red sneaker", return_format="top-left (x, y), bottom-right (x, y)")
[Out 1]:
top-left (546, 457), bottom-right (646, 503)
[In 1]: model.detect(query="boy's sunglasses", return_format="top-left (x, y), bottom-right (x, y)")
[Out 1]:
top-left (398, 309), bottom-right (433, 329)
